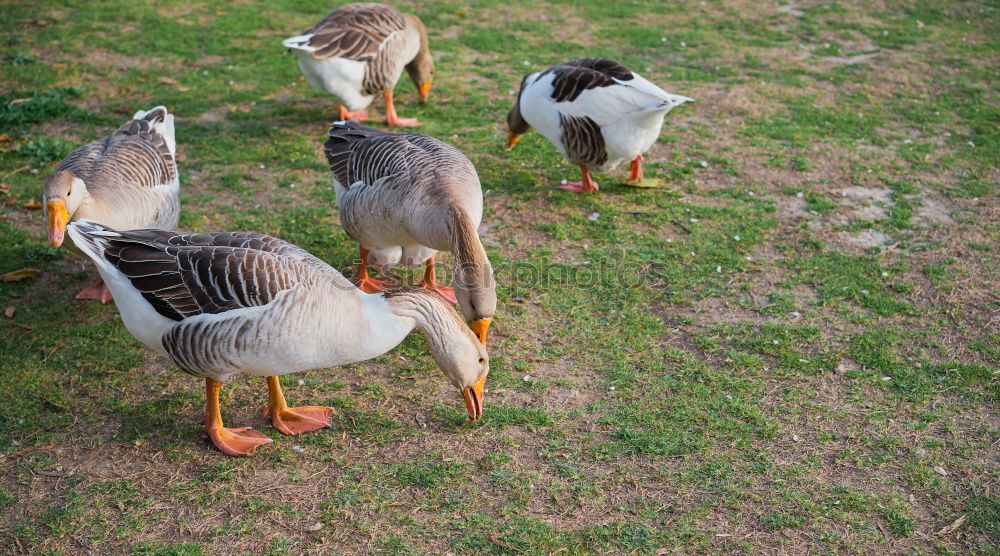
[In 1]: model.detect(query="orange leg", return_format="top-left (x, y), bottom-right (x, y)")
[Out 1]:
top-left (338, 104), bottom-right (369, 122)
top-left (628, 154), bottom-right (644, 184)
top-left (356, 246), bottom-right (395, 293)
top-left (204, 378), bottom-right (271, 457)
top-left (557, 164), bottom-right (600, 193)
top-left (76, 279), bottom-right (113, 303)
top-left (264, 376), bottom-right (333, 436)
top-left (419, 255), bottom-right (457, 304)
top-left (383, 91), bottom-right (419, 127)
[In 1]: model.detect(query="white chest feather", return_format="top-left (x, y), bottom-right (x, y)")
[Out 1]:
top-left (294, 52), bottom-right (373, 110)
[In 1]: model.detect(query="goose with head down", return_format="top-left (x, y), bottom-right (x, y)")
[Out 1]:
top-left (67, 220), bottom-right (489, 456)
top-left (506, 58), bottom-right (693, 192)
top-left (43, 106), bottom-right (179, 302)
top-left (282, 2), bottom-right (433, 127)
top-left (324, 120), bottom-right (496, 345)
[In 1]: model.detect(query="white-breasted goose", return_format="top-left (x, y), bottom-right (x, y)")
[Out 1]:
top-left (324, 120), bottom-right (496, 344)
top-left (506, 57), bottom-right (693, 192)
top-left (67, 220), bottom-right (488, 456)
top-left (43, 106), bottom-right (180, 302)
top-left (282, 2), bottom-right (433, 127)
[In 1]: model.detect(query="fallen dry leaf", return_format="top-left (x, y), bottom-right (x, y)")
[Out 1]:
top-left (4, 307), bottom-right (14, 318)
top-left (0, 183), bottom-right (11, 194)
top-left (934, 514), bottom-right (966, 536)
top-left (1, 268), bottom-right (40, 282)
top-left (23, 198), bottom-right (42, 209)
top-left (8, 97), bottom-right (33, 106)
top-left (158, 76), bottom-right (177, 86)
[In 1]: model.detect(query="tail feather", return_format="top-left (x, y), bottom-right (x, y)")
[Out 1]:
top-left (66, 220), bottom-right (119, 270)
top-left (131, 105), bottom-right (176, 156)
top-left (282, 34), bottom-right (317, 51)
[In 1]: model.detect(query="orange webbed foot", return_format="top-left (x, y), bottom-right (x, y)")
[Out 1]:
top-left (207, 426), bottom-right (272, 457)
top-left (76, 281), bottom-right (113, 303)
top-left (356, 276), bottom-right (395, 294)
top-left (421, 282), bottom-right (457, 304)
top-left (556, 180), bottom-right (599, 193)
top-left (266, 405), bottom-right (333, 436)
top-left (384, 115), bottom-right (420, 127)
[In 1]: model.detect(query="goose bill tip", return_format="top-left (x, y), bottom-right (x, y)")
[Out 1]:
top-left (505, 131), bottom-right (520, 151)
top-left (469, 318), bottom-right (491, 345)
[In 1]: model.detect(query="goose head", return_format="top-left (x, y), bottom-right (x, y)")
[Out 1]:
top-left (428, 310), bottom-right (490, 421)
top-left (43, 170), bottom-right (86, 248)
top-left (455, 260), bottom-right (496, 345)
top-left (403, 14), bottom-right (434, 103)
top-left (505, 76), bottom-right (532, 150)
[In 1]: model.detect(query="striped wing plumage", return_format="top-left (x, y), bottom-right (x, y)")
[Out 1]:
top-left (303, 3), bottom-right (406, 61)
top-left (57, 107), bottom-right (176, 192)
top-left (74, 223), bottom-right (325, 322)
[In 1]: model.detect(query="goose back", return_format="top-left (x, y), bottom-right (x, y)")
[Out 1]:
top-left (61, 107), bottom-right (180, 230)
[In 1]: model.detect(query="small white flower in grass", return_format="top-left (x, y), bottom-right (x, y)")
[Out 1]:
top-left (292, 445), bottom-right (305, 453)
top-left (748, 190), bottom-right (755, 196)
top-left (798, 359), bottom-right (809, 364)
top-left (666, 238), bottom-right (673, 243)
top-left (560, 179), bottom-right (567, 185)
top-left (202, 70), bottom-right (209, 75)
top-left (796, 192), bottom-right (804, 198)
top-left (732, 235), bottom-right (740, 241)
top-left (227, 80), bottom-right (235, 87)
top-left (881, 271), bottom-right (888, 277)
top-left (792, 434), bottom-right (801, 442)
top-left (933, 466), bottom-right (948, 476)
top-left (968, 141), bottom-right (976, 147)
top-left (680, 41), bottom-right (687, 47)
top-left (861, 289), bottom-right (869, 295)
top-left (588, 212), bottom-right (600, 221)
top-left (772, 340), bottom-right (779, 345)
top-left (609, 386), bottom-right (616, 391)
top-left (660, 37), bottom-right (667, 42)
top-left (582, 243), bottom-right (589, 249)
top-left (522, 375), bottom-right (531, 382)
top-left (259, 164), bottom-right (266, 169)
top-left (789, 311), bottom-right (801, 317)
top-left (690, 218), bottom-right (699, 222)
top-left (522, 60), bottom-right (531, 66)
top-left (745, 256), bottom-right (752, 261)
top-left (881, 376), bottom-right (891, 381)
top-left (716, 265), bottom-right (722, 273)
top-left (508, 89), bottom-right (515, 96)
top-left (297, 379), bottom-right (304, 386)
top-left (699, 160), bottom-right (708, 168)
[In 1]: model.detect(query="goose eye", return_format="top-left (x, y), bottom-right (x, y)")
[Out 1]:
top-left (478, 357), bottom-right (485, 364)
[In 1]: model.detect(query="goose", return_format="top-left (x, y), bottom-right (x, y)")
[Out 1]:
top-left (282, 3), bottom-right (433, 127)
top-left (43, 106), bottom-right (179, 302)
top-left (506, 58), bottom-right (693, 193)
top-left (324, 120), bottom-right (496, 345)
top-left (67, 220), bottom-right (488, 456)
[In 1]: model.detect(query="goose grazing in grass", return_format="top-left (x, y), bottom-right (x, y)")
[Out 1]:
top-left (282, 2), bottom-right (433, 127)
top-left (506, 57), bottom-right (693, 193)
top-left (324, 120), bottom-right (496, 345)
top-left (67, 220), bottom-right (489, 456)
top-left (43, 106), bottom-right (179, 303)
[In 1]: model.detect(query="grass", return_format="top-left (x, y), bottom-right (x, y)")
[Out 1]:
top-left (1, 0), bottom-right (998, 554)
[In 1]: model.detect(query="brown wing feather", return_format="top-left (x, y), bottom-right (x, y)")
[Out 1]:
top-left (56, 109), bottom-right (175, 189)
top-left (304, 3), bottom-right (407, 61)
top-left (93, 228), bottom-right (324, 321)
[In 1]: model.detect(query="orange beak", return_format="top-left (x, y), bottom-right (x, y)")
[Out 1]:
top-left (506, 131), bottom-right (520, 150)
top-left (462, 374), bottom-right (486, 421)
top-left (46, 199), bottom-right (69, 248)
top-left (468, 318), bottom-right (491, 345)
top-left (418, 81), bottom-right (432, 103)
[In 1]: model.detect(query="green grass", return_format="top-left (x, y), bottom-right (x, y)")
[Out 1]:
top-left (1, 0), bottom-right (998, 554)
